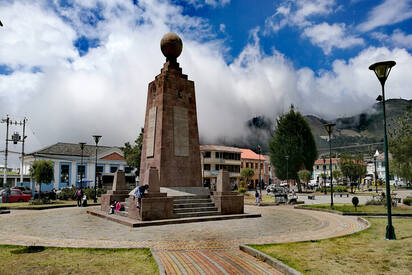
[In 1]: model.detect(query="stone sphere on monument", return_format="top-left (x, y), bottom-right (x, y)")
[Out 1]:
top-left (160, 32), bottom-right (183, 60)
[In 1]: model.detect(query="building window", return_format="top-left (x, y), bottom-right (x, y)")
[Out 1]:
top-left (246, 163), bottom-right (249, 168)
top-left (316, 165), bottom-right (319, 169)
top-left (215, 152), bottom-right (220, 158)
top-left (203, 164), bottom-right (210, 171)
top-left (124, 166), bottom-right (133, 173)
top-left (204, 151), bottom-right (211, 158)
top-left (60, 163), bottom-right (70, 184)
top-left (77, 164), bottom-right (86, 183)
top-left (110, 165), bottom-right (119, 173)
top-left (96, 165), bottom-right (104, 174)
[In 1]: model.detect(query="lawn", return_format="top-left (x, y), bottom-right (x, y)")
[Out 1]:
top-left (243, 192), bottom-right (274, 205)
top-left (0, 245), bottom-right (158, 275)
top-left (0, 199), bottom-right (100, 209)
top-left (250, 218), bottom-right (412, 275)
top-left (299, 203), bottom-right (412, 214)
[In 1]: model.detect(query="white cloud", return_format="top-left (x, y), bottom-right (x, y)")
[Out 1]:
top-left (0, 0), bottom-right (412, 163)
top-left (182, 0), bottom-right (230, 8)
top-left (372, 29), bottom-right (412, 50)
top-left (265, 0), bottom-right (337, 33)
top-left (302, 22), bottom-right (364, 54)
top-left (358, 0), bottom-right (412, 32)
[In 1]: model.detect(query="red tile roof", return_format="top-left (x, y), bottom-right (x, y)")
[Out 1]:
top-left (240, 148), bottom-right (262, 160)
top-left (314, 158), bottom-right (339, 165)
top-left (101, 152), bottom-right (125, 161)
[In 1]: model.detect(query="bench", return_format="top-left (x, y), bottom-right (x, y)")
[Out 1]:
top-left (333, 193), bottom-right (349, 198)
top-left (392, 197), bottom-right (402, 203)
top-left (308, 195), bottom-right (315, 200)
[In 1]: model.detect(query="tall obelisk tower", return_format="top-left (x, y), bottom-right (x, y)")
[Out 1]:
top-left (139, 33), bottom-right (202, 188)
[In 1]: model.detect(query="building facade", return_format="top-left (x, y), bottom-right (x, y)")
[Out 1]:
top-left (200, 145), bottom-right (241, 188)
top-left (313, 158), bottom-right (340, 184)
top-left (23, 142), bottom-right (134, 191)
top-left (240, 148), bottom-right (265, 188)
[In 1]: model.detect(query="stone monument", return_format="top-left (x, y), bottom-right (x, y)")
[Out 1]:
top-left (101, 170), bottom-right (129, 212)
top-left (212, 170), bottom-right (244, 214)
top-left (139, 32), bottom-right (202, 188)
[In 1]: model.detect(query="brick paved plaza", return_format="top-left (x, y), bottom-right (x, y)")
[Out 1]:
top-left (0, 204), bottom-right (368, 274)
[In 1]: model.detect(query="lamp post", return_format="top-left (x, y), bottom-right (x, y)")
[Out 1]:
top-left (258, 145), bottom-right (262, 195)
top-left (322, 156), bottom-right (327, 194)
top-left (374, 150), bottom-right (379, 194)
top-left (324, 123), bottom-right (335, 208)
top-left (201, 151), bottom-right (206, 187)
top-left (285, 155), bottom-right (289, 189)
top-left (369, 60), bottom-right (396, 240)
top-left (92, 135), bottom-right (101, 203)
top-left (79, 142), bottom-right (86, 191)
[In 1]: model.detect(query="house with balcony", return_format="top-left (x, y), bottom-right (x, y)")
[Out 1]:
top-left (23, 142), bottom-right (135, 191)
top-left (313, 157), bottom-right (340, 185)
top-left (200, 145), bottom-right (241, 188)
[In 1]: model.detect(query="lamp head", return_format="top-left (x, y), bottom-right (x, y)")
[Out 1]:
top-left (93, 135), bottom-right (102, 145)
top-left (369, 61), bottom-right (396, 86)
top-left (374, 149), bottom-right (379, 158)
top-left (79, 142), bottom-right (86, 150)
top-left (324, 123), bottom-right (335, 135)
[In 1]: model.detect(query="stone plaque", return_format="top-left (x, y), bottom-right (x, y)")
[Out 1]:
top-left (146, 106), bottom-right (157, 157)
top-left (173, 106), bottom-right (189, 156)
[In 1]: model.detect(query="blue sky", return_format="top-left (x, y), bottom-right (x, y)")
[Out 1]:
top-left (0, 0), bottom-right (412, 157)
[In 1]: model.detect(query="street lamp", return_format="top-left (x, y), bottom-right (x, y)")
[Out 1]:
top-left (201, 151), bottom-right (206, 188)
top-left (92, 135), bottom-right (102, 203)
top-left (374, 150), bottom-right (379, 194)
top-left (258, 145), bottom-right (262, 196)
top-left (324, 123), bottom-right (335, 208)
top-left (322, 156), bottom-right (327, 194)
top-left (369, 60), bottom-right (396, 240)
top-left (285, 155), bottom-right (289, 189)
top-left (79, 142), bottom-right (86, 191)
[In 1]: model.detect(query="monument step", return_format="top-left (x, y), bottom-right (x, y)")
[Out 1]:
top-left (171, 195), bottom-right (210, 200)
top-left (174, 211), bottom-right (221, 218)
top-left (173, 202), bottom-right (215, 209)
top-left (173, 198), bottom-right (212, 204)
top-left (173, 207), bottom-right (218, 214)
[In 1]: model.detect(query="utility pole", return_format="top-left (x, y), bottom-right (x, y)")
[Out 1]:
top-left (1, 115), bottom-right (10, 186)
top-left (20, 118), bottom-right (27, 184)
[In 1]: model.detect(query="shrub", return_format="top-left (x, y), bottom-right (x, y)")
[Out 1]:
top-left (30, 198), bottom-right (52, 205)
top-left (58, 188), bottom-right (76, 200)
top-left (238, 187), bottom-right (247, 194)
top-left (365, 199), bottom-right (384, 205)
top-left (352, 197), bottom-right (359, 210)
top-left (316, 186), bottom-right (348, 193)
top-left (84, 188), bottom-right (105, 200)
top-left (403, 197), bottom-right (412, 206)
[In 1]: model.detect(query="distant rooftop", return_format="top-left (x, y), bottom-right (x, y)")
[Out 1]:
top-left (26, 142), bottom-right (119, 158)
top-left (200, 145), bottom-right (241, 153)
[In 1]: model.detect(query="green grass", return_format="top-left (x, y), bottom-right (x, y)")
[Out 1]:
top-left (0, 245), bottom-right (158, 275)
top-left (251, 218), bottom-right (412, 275)
top-left (0, 199), bottom-right (100, 209)
top-left (300, 203), bottom-right (412, 214)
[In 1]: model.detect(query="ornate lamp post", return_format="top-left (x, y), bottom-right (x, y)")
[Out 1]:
top-left (324, 123), bottom-right (335, 208)
top-left (258, 145), bottom-right (262, 195)
top-left (285, 155), bottom-right (289, 189)
top-left (374, 150), bottom-right (379, 194)
top-left (79, 142), bottom-right (86, 191)
top-left (92, 135), bottom-right (102, 203)
top-left (369, 60), bottom-right (396, 240)
top-left (322, 156), bottom-right (327, 194)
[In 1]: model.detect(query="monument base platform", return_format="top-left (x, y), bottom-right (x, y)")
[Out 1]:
top-left (126, 194), bottom-right (174, 221)
top-left (101, 192), bottom-right (129, 212)
top-left (212, 192), bottom-right (244, 215)
top-left (87, 208), bottom-right (260, 227)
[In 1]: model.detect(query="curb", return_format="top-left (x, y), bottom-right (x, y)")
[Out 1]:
top-left (239, 245), bottom-right (302, 275)
top-left (150, 248), bottom-right (166, 275)
top-left (294, 205), bottom-right (412, 217)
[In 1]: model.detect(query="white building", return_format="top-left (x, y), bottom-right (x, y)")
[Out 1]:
top-left (23, 142), bottom-right (134, 191)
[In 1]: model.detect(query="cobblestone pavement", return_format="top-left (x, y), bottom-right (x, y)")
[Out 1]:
top-left (0, 205), bottom-right (367, 274)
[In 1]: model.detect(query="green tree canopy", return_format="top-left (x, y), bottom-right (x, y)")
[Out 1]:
top-left (298, 169), bottom-right (312, 186)
top-left (240, 168), bottom-right (254, 188)
top-left (121, 128), bottom-right (144, 176)
top-left (30, 160), bottom-right (54, 194)
top-left (389, 107), bottom-right (412, 184)
top-left (339, 154), bottom-right (366, 192)
top-left (269, 106), bottom-right (318, 192)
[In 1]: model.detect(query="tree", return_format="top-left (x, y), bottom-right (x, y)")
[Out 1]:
top-left (269, 105), bottom-right (318, 192)
top-left (240, 168), bottom-right (254, 189)
top-left (30, 160), bottom-right (54, 199)
top-left (298, 170), bottom-right (312, 190)
top-left (122, 128), bottom-right (144, 177)
top-left (339, 154), bottom-right (366, 193)
top-left (389, 107), bottom-right (412, 185)
top-left (332, 170), bottom-right (342, 183)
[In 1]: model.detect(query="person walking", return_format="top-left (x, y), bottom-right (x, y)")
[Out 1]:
top-left (76, 188), bottom-right (83, 207)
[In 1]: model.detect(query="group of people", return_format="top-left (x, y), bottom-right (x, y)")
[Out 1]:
top-left (75, 188), bottom-right (88, 207)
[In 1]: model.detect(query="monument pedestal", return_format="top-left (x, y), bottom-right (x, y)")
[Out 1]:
top-left (211, 170), bottom-right (244, 215)
top-left (101, 171), bottom-right (130, 212)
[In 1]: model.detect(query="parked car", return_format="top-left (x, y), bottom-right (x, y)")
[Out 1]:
top-left (1, 188), bottom-right (31, 203)
top-left (14, 186), bottom-right (32, 195)
top-left (266, 184), bottom-right (277, 193)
